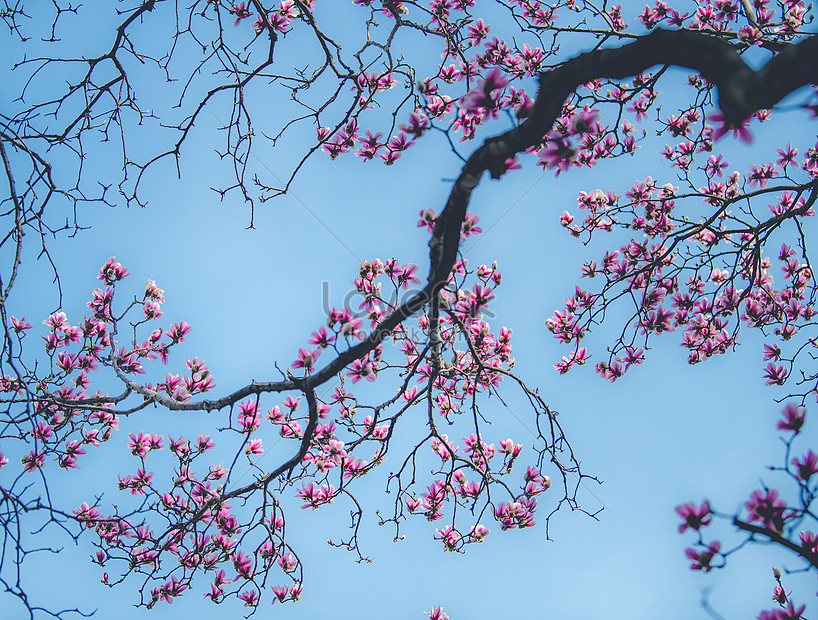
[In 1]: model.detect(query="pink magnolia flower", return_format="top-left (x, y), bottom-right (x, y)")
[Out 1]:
top-left (705, 154), bottom-right (728, 177)
top-left (469, 524), bottom-right (490, 542)
top-left (793, 450), bottom-right (818, 481)
top-left (569, 106), bottom-right (600, 135)
top-left (43, 311), bottom-right (69, 330)
top-left (10, 316), bottom-right (32, 333)
top-left (143, 300), bottom-right (163, 320)
top-left (426, 607), bottom-right (449, 620)
top-left (292, 347), bottom-right (321, 373)
top-left (251, 16), bottom-right (272, 33)
top-left (378, 147), bottom-right (402, 165)
top-left (316, 126), bottom-right (331, 141)
top-left (342, 456), bottom-right (368, 479)
top-left (278, 553), bottom-right (296, 572)
top-left (776, 143), bottom-right (799, 169)
top-left (399, 111), bottom-right (429, 138)
top-left (745, 489), bottom-right (790, 532)
top-left (758, 601), bottom-right (806, 620)
top-left (800, 531), bottom-right (818, 554)
top-left (525, 466), bottom-right (543, 484)
top-left (144, 279), bottom-right (164, 301)
top-left (56, 351), bottom-right (77, 372)
top-left (395, 263), bottom-right (421, 289)
top-left (387, 132), bottom-right (414, 152)
top-left (153, 575), bottom-right (186, 605)
top-left (435, 524), bottom-right (460, 551)
top-left (209, 463), bottom-right (229, 480)
top-left (763, 363), bottom-right (788, 386)
top-left (763, 344), bottom-right (781, 361)
top-left (271, 585), bottom-right (289, 603)
top-left (459, 480), bottom-right (481, 498)
top-left (98, 257), bottom-right (130, 285)
top-left (708, 111), bottom-right (752, 143)
top-left (129, 431), bottom-right (152, 457)
top-left (238, 590), bottom-right (258, 607)
top-left (460, 67), bottom-right (509, 112)
top-left (204, 581), bottom-right (223, 602)
top-left (167, 321), bottom-right (192, 343)
top-left (72, 502), bottom-right (100, 524)
top-left (168, 436), bottom-right (190, 460)
top-left (776, 403), bottom-right (807, 435)
top-left (355, 130), bottom-right (384, 159)
top-left (231, 2), bottom-right (253, 26)
top-left (405, 496), bottom-right (425, 513)
top-left (675, 501), bottom-right (712, 532)
top-left (58, 443), bottom-right (85, 469)
top-left (559, 211), bottom-right (574, 227)
top-left (499, 438), bottom-right (522, 457)
top-left (347, 358), bottom-right (376, 383)
top-left (748, 162), bottom-right (777, 188)
top-left (290, 583), bottom-right (303, 600)
top-left (237, 399), bottom-right (261, 433)
top-left (467, 17), bottom-right (489, 43)
top-left (233, 549), bottom-right (253, 579)
top-left (282, 395), bottom-right (300, 411)
top-left (266, 405), bottom-right (284, 424)
top-left (279, 420), bottom-right (303, 438)
top-left (296, 481), bottom-right (336, 509)
top-left (461, 213), bottom-right (482, 238)
top-left (21, 450), bottom-right (45, 472)
top-left (278, 0), bottom-right (298, 19)
top-left (119, 467), bottom-right (154, 495)
top-left (196, 434), bottom-right (215, 452)
top-left (244, 439), bottom-right (263, 456)
top-left (685, 541), bottom-right (720, 572)
top-left (308, 325), bottom-right (335, 348)
top-left (417, 208), bottom-right (437, 232)
top-left (469, 282), bottom-right (494, 308)
top-left (538, 138), bottom-right (576, 175)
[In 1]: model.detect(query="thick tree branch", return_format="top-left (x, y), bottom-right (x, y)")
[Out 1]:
top-left (734, 517), bottom-right (818, 568)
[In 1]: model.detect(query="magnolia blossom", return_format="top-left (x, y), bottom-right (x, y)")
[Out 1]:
top-left (460, 67), bottom-right (509, 112)
top-left (777, 403), bottom-right (806, 434)
top-left (675, 501), bottom-right (712, 533)
top-left (685, 541), bottom-right (720, 572)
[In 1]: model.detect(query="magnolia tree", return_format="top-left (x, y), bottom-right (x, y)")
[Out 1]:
top-left (1, 0), bottom-right (818, 618)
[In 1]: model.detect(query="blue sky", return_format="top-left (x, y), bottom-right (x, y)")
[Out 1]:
top-left (3, 2), bottom-right (818, 619)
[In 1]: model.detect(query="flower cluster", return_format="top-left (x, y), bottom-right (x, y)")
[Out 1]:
top-left (549, 157), bottom-right (818, 385)
top-left (676, 403), bottom-right (816, 612)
